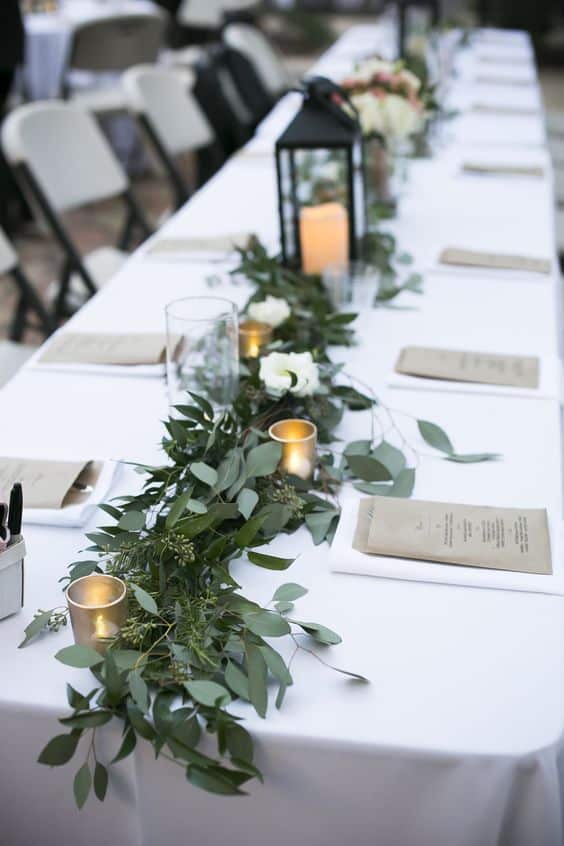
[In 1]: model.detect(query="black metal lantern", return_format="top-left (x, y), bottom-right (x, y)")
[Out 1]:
top-left (275, 77), bottom-right (366, 273)
top-left (397, 1), bottom-right (441, 58)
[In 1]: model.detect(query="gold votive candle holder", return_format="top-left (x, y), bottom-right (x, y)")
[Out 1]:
top-left (268, 418), bottom-right (318, 481)
top-left (66, 574), bottom-right (128, 655)
top-left (239, 320), bottom-right (273, 358)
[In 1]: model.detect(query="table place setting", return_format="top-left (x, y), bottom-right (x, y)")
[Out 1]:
top-left (330, 491), bottom-right (562, 596)
top-left (34, 331), bottom-right (171, 377)
top-left (144, 232), bottom-right (257, 263)
top-left (0, 457), bottom-right (118, 527)
top-left (460, 161), bottom-right (545, 178)
top-left (387, 345), bottom-right (562, 400)
top-left (437, 246), bottom-right (553, 277)
top-left (470, 103), bottom-right (541, 117)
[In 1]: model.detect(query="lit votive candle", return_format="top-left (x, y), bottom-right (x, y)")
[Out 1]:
top-left (299, 202), bottom-right (349, 276)
top-left (239, 320), bottom-right (273, 358)
top-left (66, 574), bottom-right (128, 655)
top-left (268, 418), bottom-right (318, 481)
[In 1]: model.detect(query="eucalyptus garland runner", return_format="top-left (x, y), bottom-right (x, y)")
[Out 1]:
top-left (21, 241), bottom-right (497, 808)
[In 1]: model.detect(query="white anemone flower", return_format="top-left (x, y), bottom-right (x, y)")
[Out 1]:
top-left (248, 296), bottom-right (291, 328)
top-left (259, 351), bottom-right (320, 398)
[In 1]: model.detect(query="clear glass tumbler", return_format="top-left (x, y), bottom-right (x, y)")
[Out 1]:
top-left (165, 296), bottom-right (239, 413)
top-left (323, 262), bottom-right (380, 310)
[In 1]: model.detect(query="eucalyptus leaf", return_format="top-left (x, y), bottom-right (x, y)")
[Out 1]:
top-left (129, 670), bottom-right (150, 713)
top-left (247, 551), bottom-right (295, 570)
top-left (130, 583), bottom-right (158, 616)
top-left (55, 645), bottom-right (104, 669)
top-left (244, 610), bottom-right (291, 638)
top-left (245, 442), bottom-right (282, 478)
top-left (224, 660), bottom-right (250, 700)
top-left (185, 680), bottom-right (231, 708)
top-left (94, 762), bottom-right (109, 802)
top-left (111, 727), bottom-right (136, 764)
top-left (292, 621), bottom-right (342, 645)
top-left (190, 462), bottom-right (219, 488)
top-left (237, 488), bottom-right (259, 520)
top-left (372, 441), bottom-right (406, 478)
top-left (417, 420), bottom-right (454, 455)
top-left (73, 762), bottom-right (92, 809)
top-left (305, 510), bottom-right (339, 545)
top-left (38, 733), bottom-right (80, 766)
top-left (390, 467), bottom-right (415, 498)
top-left (245, 642), bottom-right (268, 718)
top-left (187, 765), bottom-right (245, 796)
top-left (272, 583), bottom-right (308, 602)
top-left (347, 454), bottom-right (392, 482)
top-left (118, 511), bottom-right (146, 532)
top-left (166, 489), bottom-right (195, 528)
top-left (447, 452), bottom-right (500, 463)
top-left (234, 513), bottom-right (268, 548)
top-left (259, 644), bottom-right (293, 686)
top-left (19, 609), bottom-right (54, 648)
top-left (225, 724), bottom-right (254, 763)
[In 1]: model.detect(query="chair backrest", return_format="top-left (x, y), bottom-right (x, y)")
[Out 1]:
top-left (122, 65), bottom-right (214, 157)
top-left (67, 12), bottom-right (166, 74)
top-left (177, 0), bottom-right (224, 28)
top-left (223, 23), bottom-right (288, 98)
top-left (0, 228), bottom-right (17, 276)
top-left (2, 102), bottom-right (128, 214)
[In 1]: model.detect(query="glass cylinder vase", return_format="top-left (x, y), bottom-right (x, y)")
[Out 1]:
top-left (364, 137), bottom-right (409, 221)
top-left (165, 296), bottom-right (239, 413)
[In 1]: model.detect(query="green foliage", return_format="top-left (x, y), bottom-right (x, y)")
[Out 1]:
top-left (30, 240), bottom-right (497, 809)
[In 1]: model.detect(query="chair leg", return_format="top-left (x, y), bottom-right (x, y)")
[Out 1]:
top-left (121, 189), bottom-right (154, 249)
top-left (9, 266), bottom-right (55, 340)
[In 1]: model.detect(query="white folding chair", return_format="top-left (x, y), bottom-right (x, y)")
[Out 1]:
top-left (0, 226), bottom-right (54, 342)
top-left (2, 102), bottom-right (152, 318)
top-left (62, 12), bottom-right (167, 114)
top-left (222, 23), bottom-right (290, 101)
top-left (122, 65), bottom-right (217, 208)
top-left (176, 0), bottom-right (224, 30)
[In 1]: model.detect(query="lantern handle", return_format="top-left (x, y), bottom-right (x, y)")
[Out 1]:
top-left (292, 76), bottom-right (360, 131)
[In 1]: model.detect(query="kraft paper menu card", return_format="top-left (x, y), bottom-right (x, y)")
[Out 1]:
top-left (395, 346), bottom-right (540, 389)
top-left (462, 161), bottom-right (544, 178)
top-left (0, 458), bottom-right (102, 509)
top-left (147, 233), bottom-right (254, 256)
top-left (353, 498), bottom-right (552, 575)
top-left (39, 333), bottom-right (168, 366)
top-left (475, 75), bottom-right (534, 87)
top-left (440, 247), bottom-right (551, 275)
top-left (470, 105), bottom-right (540, 117)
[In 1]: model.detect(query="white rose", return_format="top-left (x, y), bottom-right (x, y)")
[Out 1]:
top-left (351, 92), bottom-right (381, 136)
top-left (379, 94), bottom-right (422, 141)
top-left (259, 351), bottom-right (320, 398)
top-left (354, 58), bottom-right (394, 83)
top-left (396, 68), bottom-right (421, 93)
top-left (248, 296), bottom-right (290, 328)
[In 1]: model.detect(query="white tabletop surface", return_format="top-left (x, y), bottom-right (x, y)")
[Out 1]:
top-left (2, 22), bottom-right (564, 846)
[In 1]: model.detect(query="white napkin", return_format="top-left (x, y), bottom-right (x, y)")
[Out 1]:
top-left (24, 460), bottom-right (119, 528)
top-left (387, 353), bottom-right (562, 401)
top-left (329, 491), bottom-right (564, 597)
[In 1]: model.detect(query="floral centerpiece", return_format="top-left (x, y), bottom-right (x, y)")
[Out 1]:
top-left (341, 57), bottom-right (434, 214)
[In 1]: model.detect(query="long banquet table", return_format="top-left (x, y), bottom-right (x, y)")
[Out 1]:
top-left (2, 20), bottom-right (564, 846)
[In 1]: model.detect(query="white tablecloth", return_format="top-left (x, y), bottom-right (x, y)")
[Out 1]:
top-left (2, 22), bottom-right (564, 846)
